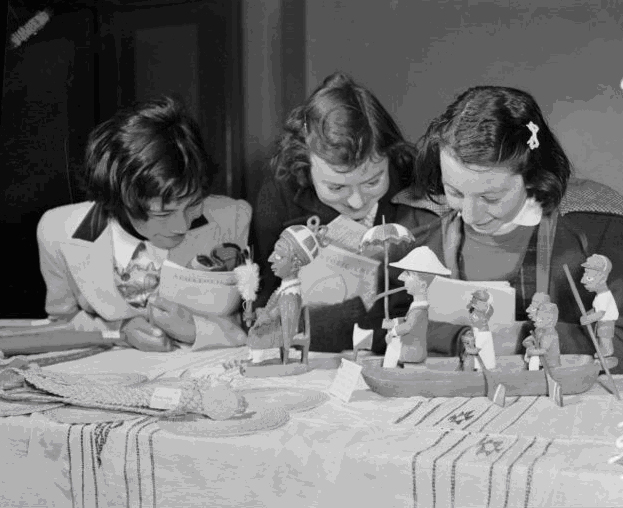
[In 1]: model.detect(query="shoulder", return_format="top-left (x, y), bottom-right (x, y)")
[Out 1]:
top-left (37, 202), bottom-right (94, 242)
top-left (202, 195), bottom-right (252, 224)
top-left (559, 178), bottom-right (623, 217)
top-left (391, 186), bottom-right (453, 217)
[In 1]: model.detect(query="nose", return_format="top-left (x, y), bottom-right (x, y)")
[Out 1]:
top-left (460, 197), bottom-right (485, 225)
top-left (346, 187), bottom-right (365, 209)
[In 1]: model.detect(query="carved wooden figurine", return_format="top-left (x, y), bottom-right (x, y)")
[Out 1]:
top-left (523, 301), bottom-right (561, 370)
top-left (580, 254), bottom-right (618, 358)
top-left (246, 217), bottom-right (326, 374)
top-left (383, 246), bottom-right (450, 368)
top-left (523, 292), bottom-right (551, 370)
top-left (460, 328), bottom-right (480, 372)
top-left (467, 289), bottom-right (496, 370)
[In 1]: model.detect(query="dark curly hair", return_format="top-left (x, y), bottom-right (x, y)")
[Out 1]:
top-left (414, 86), bottom-right (571, 213)
top-left (271, 72), bottom-right (417, 188)
top-left (85, 95), bottom-right (214, 223)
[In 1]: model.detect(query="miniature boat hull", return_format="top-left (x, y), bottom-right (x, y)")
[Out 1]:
top-left (361, 354), bottom-right (604, 398)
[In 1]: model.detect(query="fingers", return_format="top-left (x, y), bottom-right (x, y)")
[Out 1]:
top-left (122, 316), bottom-right (173, 352)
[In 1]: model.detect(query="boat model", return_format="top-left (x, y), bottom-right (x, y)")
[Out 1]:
top-left (360, 354), bottom-right (617, 399)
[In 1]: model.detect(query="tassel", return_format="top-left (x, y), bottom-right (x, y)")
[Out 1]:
top-left (234, 253), bottom-right (260, 327)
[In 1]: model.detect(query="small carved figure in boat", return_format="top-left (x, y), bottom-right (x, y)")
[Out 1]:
top-left (580, 254), bottom-right (618, 358)
top-left (460, 328), bottom-right (481, 371)
top-left (247, 216), bottom-right (327, 367)
top-left (467, 289), bottom-right (496, 370)
top-left (383, 246), bottom-right (450, 367)
top-left (526, 292), bottom-right (550, 321)
top-left (523, 301), bottom-right (561, 370)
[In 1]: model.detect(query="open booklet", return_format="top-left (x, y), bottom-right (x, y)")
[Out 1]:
top-left (158, 260), bottom-right (241, 317)
top-left (427, 276), bottom-right (515, 327)
top-left (299, 215), bottom-right (381, 311)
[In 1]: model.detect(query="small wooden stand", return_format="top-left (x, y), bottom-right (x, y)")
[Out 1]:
top-left (240, 358), bottom-right (310, 378)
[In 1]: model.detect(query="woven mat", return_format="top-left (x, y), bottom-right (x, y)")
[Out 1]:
top-left (157, 407), bottom-right (290, 438)
top-left (42, 406), bottom-right (143, 424)
top-left (0, 399), bottom-right (65, 417)
top-left (239, 387), bottom-right (329, 413)
top-left (1, 347), bottom-right (110, 367)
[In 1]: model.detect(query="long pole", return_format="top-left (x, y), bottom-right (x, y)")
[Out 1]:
top-left (563, 264), bottom-right (620, 400)
top-left (382, 215), bottom-right (389, 321)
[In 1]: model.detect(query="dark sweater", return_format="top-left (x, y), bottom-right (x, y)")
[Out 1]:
top-left (250, 166), bottom-right (438, 353)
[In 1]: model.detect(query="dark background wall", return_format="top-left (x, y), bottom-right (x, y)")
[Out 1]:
top-left (2, 0), bottom-right (621, 318)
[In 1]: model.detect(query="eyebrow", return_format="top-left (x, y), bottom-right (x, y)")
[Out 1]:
top-left (149, 196), bottom-right (203, 213)
top-left (442, 181), bottom-right (506, 197)
top-left (323, 170), bottom-right (385, 186)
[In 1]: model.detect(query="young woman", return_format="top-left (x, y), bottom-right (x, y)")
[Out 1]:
top-left (403, 85), bottom-right (623, 372)
top-left (37, 96), bottom-right (251, 352)
top-left (251, 72), bottom-right (439, 352)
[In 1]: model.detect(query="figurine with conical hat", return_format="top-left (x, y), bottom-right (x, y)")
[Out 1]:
top-left (384, 246), bottom-right (451, 367)
top-left (580, 254), bottom-right (618, 358)
top-left (248, 216), bottom-right (327, 365)
top-left (523, 301), bottom-right (561, 370)
top-left (467, 289), bottom-right (496, 370)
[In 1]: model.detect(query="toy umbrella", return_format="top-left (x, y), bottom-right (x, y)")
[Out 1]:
top-left (359, 217), bottom-right (415, 320)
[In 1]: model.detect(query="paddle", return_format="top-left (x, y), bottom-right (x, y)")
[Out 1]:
top-left (474, 353), bottom-right (506, 407)
top-left (563, 264), bottom-right (621, 401)
top-left (540, 356), bottom-right (563, 406)
top-left (526, 330), bottom-right (563, 406)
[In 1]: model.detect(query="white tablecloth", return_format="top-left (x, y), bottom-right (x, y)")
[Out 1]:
top-left (1, 346), bottom-right (623, 507)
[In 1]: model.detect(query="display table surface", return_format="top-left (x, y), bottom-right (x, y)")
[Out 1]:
top-left (1, 346), bottom-right (622, 508)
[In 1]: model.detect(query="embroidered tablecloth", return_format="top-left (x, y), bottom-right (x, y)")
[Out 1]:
top-left (1, 347), bottom-right (622, 507)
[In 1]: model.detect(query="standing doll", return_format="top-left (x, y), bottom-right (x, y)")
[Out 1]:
top-left (384, 246), bottom-right (450, 366)
top-left (523, 301), bottom-right (561, 369)
top-left (524, 292), bottom-right (551, 370)
top-left (460, 329), bottom-right (480, 371)
top-left (247, 217), bottom-right (327, 365)
top-left (580, 254), bottom-right (618, 358)
top-left (467, 289), bottom-right (496, 370)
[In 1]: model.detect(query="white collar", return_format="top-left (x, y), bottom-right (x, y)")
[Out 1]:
top-left (110, 220), bottom-right (168, 270)
top-left (511, 196), bottom-right (542, 227)
top-left (483, 197), bottom-right (542, 236)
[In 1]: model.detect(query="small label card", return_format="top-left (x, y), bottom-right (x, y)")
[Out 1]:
top-left (382, 336), bottom-right (402, 369)
top-left (149, 387), bottom-right (182, 410)
top-left (328, 358), bottom-right (363, 403)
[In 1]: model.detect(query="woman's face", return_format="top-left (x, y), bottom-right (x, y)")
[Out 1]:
top-left (128, 193), bottom-right (204, 249)
top-left (309, 153), bottom-right (390, 221)
top-left (439, 148), bottom-right (527, 235)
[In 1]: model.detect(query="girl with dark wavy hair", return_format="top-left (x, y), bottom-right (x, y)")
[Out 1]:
top-left (403, 85), bottom-right (623, 372)
top-left (251, 72), bottom-right (438, 352)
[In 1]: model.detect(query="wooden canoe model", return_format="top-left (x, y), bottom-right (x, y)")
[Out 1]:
top-left (361, 354), bottom-right (615, 398)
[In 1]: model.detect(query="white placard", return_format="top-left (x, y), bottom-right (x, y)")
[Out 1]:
top-left (150, 387), bottom-right (182, 410)
top-left (352, 323), bottom-right (373, 350)
top-left (383, 336), bottom-right (402, 368)
top-left (328, 358), bottom-right (362, 403)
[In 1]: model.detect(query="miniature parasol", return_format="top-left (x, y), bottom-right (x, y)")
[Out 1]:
top-left (359, 217), bottom-right (415, 320)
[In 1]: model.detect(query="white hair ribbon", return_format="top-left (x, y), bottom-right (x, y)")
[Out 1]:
top-left (526, 121), bottom-right (540, 150)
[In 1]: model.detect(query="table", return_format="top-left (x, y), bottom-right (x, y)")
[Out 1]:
top-left (1, 346), bottom-right (622, 507)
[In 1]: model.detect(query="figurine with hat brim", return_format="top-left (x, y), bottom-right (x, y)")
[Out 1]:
top-left (467, 289), bottom-right (496, 370)
top-left (382, 246), bottom-right (450, 368)
top-left (243, 216), bottom-right (327, 376)
top-left (580, 254), bottom-right (618, 358)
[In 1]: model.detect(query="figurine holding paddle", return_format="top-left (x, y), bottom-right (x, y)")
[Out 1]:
top-left (579, 254), bottom-right (618, 359)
